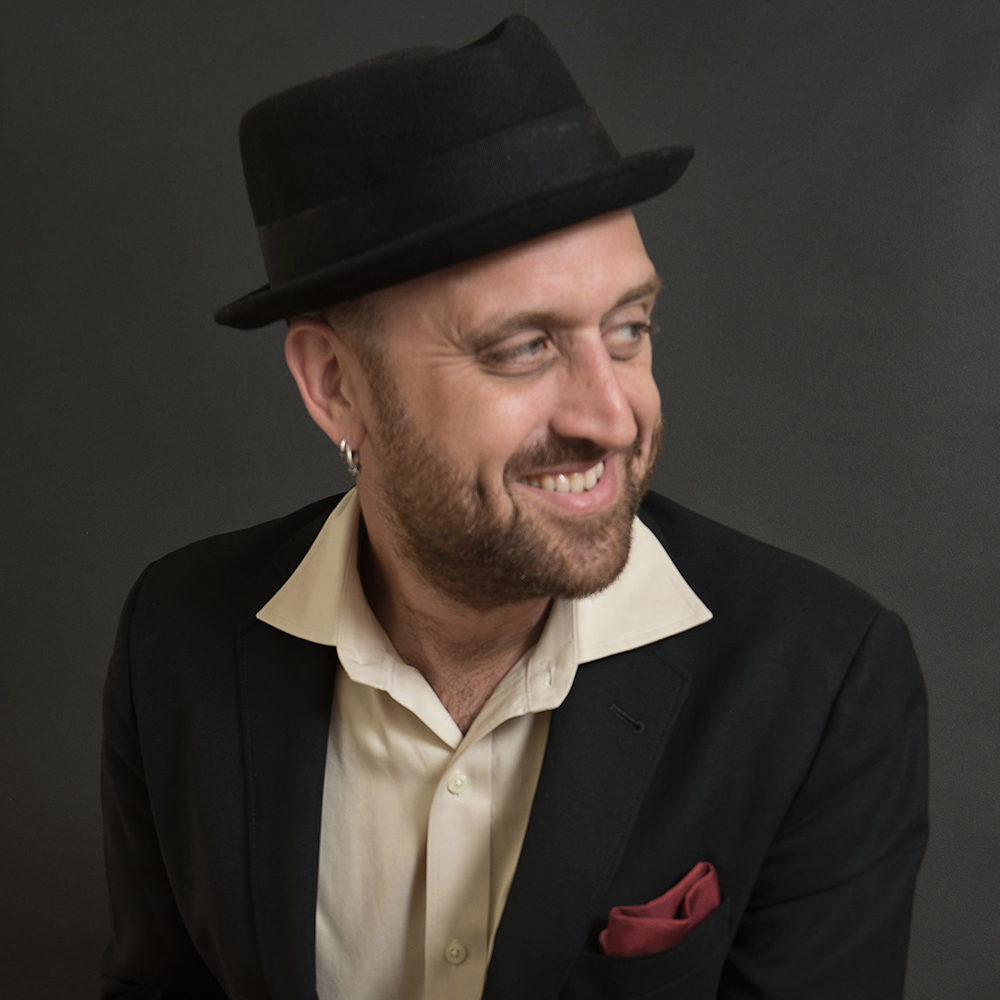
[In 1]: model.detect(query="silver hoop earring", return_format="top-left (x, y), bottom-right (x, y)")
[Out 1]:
top-left (339, 438), bottom-right (361, 478)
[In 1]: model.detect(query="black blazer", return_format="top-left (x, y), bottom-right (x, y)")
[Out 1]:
top-left (101, 492), bottom-right (928, 999)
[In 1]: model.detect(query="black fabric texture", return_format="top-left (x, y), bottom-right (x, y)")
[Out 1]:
top-left (221, 148), bottom-right (690, 329)
top-left (239, 18), bottom-right (585, 224)
top-left (255, 107), bottom-right (622, 281)
top-left (215, 15), bottom-right (693, 329)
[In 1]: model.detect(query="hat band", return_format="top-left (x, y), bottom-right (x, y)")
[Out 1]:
top-left (256, 106), bottom-right (619, 286)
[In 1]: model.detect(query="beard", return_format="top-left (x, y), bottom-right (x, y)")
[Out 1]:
top-left (362, 358), bottom-right (663, 612)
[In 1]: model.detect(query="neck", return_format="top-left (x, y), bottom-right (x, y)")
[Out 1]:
top-left (357, 517), bottom-right (551, 734)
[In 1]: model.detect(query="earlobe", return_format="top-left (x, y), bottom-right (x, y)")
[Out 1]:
top-left (284, 319), bottom-right (367, 449)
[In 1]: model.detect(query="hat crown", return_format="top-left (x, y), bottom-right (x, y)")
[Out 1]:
top-left (239, 16), bottom-right (586, 226)
top-left (216, 15), bottom-right (692, 329)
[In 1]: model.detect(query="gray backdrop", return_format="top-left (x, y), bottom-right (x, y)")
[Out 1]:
top-left (2, 1), bottom-right (996, 997)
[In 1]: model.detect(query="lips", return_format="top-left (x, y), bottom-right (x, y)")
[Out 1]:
top-left (521, 459), bottom-right (605, 494)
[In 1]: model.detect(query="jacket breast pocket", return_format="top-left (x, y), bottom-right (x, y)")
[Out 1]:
top-left (558, 897), bottom-right (731, 1000)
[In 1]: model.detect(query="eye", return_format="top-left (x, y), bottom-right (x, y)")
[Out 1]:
top-left (605, 321), bottom-right (657, 359)
top-left (479, 333), bottom-right (555, 374)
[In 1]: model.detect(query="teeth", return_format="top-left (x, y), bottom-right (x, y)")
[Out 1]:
top-left (525, 460), bottom-right (605, 494)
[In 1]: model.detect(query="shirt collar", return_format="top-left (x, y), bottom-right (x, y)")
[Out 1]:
top-left (258, 488), bottom-right (711, 666)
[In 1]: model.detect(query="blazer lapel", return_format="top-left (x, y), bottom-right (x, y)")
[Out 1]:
top-left (237, 615), bottom-right (336, 1000)
top-left (483, 641), bottom-right (691, 1000)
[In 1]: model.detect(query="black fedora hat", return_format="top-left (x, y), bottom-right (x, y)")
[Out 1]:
top-left (214, 15), bottom-right (693, 329)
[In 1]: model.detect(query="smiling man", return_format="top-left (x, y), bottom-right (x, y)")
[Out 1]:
top-left (283, 211), bottom-right (663, 737)
top-left (101, 16), bottom-right (928, 1000)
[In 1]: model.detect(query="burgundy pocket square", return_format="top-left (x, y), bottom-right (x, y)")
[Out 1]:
top-left (598, 861), bottom-right (721, 958)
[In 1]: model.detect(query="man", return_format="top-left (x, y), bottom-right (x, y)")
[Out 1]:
top-left (101, 16), bottom-right (928, 1000)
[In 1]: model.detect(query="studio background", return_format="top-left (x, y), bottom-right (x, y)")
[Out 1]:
top-left (1, 2), bottom-right (996, 997)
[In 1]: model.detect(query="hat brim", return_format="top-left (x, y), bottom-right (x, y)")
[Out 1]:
top-left (214, 145), bottom-right (693, 329)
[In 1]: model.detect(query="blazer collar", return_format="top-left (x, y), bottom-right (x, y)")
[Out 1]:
top-left (232, 501), bottom-right (338, 1000)
top-left (483, 637), bottom-right (692, 999)
top-left (237, 618), bottom-right (334, 1000)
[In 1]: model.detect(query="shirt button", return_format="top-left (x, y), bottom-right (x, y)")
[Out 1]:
top-left (446, 771), bottom-right (468, 795)
top-left (444, 939), bottom-right (468, 966)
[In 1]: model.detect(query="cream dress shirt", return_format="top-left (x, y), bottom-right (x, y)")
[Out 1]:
top-left (257, 490), bottom-right (711, 1000)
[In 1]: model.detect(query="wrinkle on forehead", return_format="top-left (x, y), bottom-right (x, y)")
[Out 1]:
top-left (378, 210), bottom-right (656, 357)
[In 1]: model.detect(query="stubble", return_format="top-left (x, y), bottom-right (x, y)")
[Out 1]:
top-left (361, 351), bottom-right (663, 611)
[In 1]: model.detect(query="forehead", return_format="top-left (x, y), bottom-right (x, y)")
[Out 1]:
top-left (374, 210), bottom-right (657, 342)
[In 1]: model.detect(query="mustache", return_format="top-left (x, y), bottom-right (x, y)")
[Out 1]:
top-left (503, 435), bottom-right (641, 481)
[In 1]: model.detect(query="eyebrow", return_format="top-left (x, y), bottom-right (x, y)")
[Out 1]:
top-left (465, 272), bottom-right (663, 352)
top-left (600, 274), bottom-right (662, 326)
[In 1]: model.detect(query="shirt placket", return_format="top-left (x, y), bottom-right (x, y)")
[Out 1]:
top-left (424, 732), bottom-right (493, 1000)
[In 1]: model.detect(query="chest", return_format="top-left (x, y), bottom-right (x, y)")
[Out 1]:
top-left (314, 666), bottom-right (554, 1000)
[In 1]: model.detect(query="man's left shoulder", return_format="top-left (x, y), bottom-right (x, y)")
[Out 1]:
top-left (632, 492), bottom-right (925, 785)
top-left (638, 491), bottom-right (892, 656)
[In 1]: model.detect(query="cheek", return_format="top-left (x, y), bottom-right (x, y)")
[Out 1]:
top-left (471, 389), bottom-right (552, 470)
top-left (413, 379), bottom-right (549, 478)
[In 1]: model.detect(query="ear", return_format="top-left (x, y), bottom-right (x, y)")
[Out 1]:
top-left (284, 317), bottom-right (368, 450)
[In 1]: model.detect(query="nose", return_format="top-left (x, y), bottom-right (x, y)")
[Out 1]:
top-left (548, 334), bottom-right (640, 451)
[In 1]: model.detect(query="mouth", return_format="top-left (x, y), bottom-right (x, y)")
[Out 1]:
top-left (519, 459), bottom-right (606, 494)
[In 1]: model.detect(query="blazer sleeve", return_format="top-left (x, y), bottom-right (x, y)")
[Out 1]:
top-left (100, 567), bottom-right (227, 1000)
top-left (718, 608), bottom-right (930, 999)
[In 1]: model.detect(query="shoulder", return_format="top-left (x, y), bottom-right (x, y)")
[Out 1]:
top-left (635, 495), bottom-right (924, 789)
top-left (129, 493), bottom-right (344, 636)
top-left (638, 491), bottom-right (886, 655)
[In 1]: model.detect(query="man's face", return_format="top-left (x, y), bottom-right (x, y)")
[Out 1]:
top-left (354, 210), bottom-right (663, 610)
